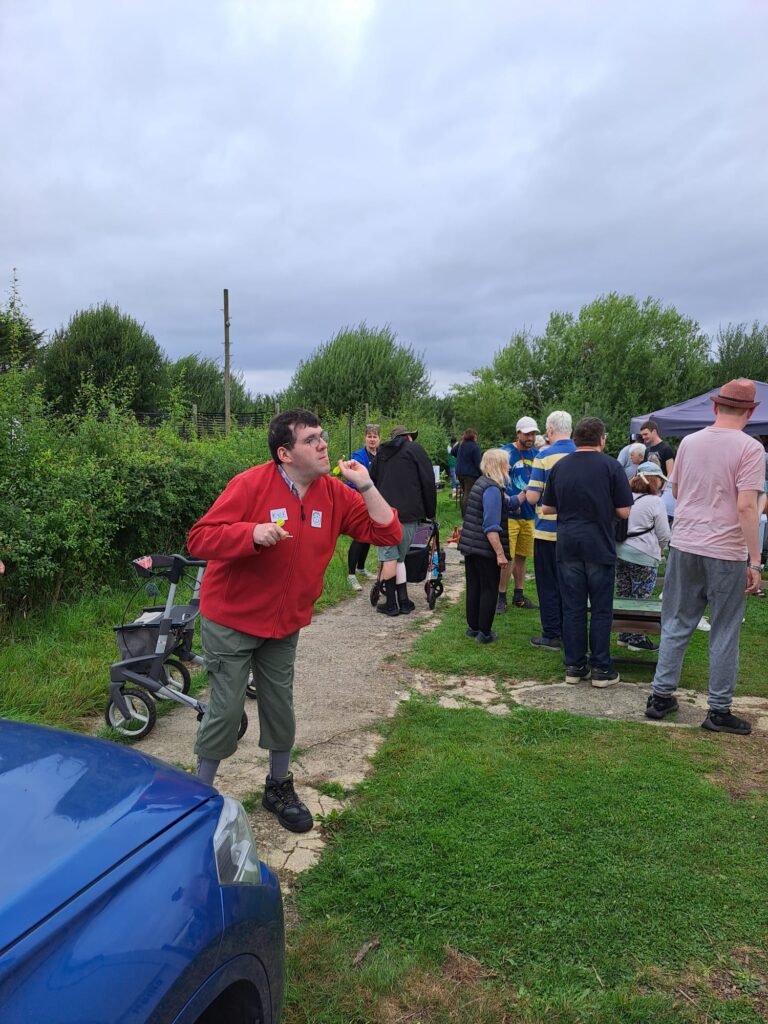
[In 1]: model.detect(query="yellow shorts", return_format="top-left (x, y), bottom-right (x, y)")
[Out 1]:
top-left (507, 518), bottom-right (534, 559)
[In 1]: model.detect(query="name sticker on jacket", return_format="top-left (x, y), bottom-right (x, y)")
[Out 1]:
top-left (311, 510), bottom-right (323, 528)
top-left (270, 508), bottom-right (288, 523)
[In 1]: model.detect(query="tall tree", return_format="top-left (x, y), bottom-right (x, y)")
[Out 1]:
top-left (284, 323), bottom-right (431, 416)
top-left (714, 322), bottom-right (768, 384)
top-left (0, 269), bottom-right (44, 372)
top-left (40, 303), bottom-right (167, 415)
top-left (537, 294), bottom-right (712, 443)
top-left (451, 295), bottom-right (713, 448)
top-left (167, 354), bottom-right (253, 416)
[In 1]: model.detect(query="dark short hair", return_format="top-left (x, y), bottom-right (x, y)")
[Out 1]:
top-left (573, 416), bottom-right (606, 447)
top-left (462, 428), bottom-right (478, 442)
top-left (641, 419), bottom-right (658, 433)
top-left (268, 408), bottom-right (321, 465)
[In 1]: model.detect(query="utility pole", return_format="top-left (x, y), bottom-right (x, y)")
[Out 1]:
top-left (223, 288), bottom-right (231, 435)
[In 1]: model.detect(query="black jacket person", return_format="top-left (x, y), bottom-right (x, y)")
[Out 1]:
top-left (370, 426), bottom-right (437, 615)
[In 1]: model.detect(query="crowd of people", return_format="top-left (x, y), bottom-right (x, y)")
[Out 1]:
top-left (453, 378), bottom-right (766, 736)
top-left (180, 380), bottom-right (763, 832)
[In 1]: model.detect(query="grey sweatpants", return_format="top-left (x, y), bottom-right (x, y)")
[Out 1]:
top-left (195, 617), bottom-right (300, 760)
top-left (652, 547), bottom-right (747, 711)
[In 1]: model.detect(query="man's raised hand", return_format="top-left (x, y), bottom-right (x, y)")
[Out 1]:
top-left (337, 459), bottom-right (372, 489)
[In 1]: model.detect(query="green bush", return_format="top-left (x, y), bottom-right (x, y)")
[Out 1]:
top-left (0, 369), bottom-right (270, 616)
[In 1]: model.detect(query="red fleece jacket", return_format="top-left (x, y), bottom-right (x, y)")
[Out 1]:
top-left (187, 462), bottom-right (402, 638)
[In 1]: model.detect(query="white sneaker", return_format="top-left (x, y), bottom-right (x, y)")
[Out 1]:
top-left (358, 568), bottom-right (376, 580)
top-left (347, 574), bottom-right (362, 592)
top-left (696, 616), bottom-right (710, 632)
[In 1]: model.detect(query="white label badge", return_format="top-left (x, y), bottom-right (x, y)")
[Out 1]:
top-left (270, 508), bottom-right (288, 523)
top-left (311, 510), bottom-right (323, 528)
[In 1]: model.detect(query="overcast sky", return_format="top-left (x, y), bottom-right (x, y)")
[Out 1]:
top-left (2, 1), bottom-right (766, 397)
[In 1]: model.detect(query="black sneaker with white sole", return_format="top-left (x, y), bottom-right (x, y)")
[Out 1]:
top-left (627, 637), bottom-right (658, 653)
top-left (262, 772), bottom-right (313, 832)
top-left (645, 693), bottom-right (679, 720)
top-left (565, 664), bottom-right (591, 684)
top-left (591, 668), bottom-right (620, 688)
top-left (701, 709), bottom-right (752, 736)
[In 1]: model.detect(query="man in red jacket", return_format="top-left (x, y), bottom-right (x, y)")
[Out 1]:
top-left (187, 409), bottom-right (401, 831)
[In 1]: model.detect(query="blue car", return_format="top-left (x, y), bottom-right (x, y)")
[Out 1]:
top-left (0, 720), bottom-right (284, 1023)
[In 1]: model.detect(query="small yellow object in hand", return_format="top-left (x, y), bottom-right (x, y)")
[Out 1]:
top-left (276, 518), bottom-right (285, 527)
top-left (332, 466), bottom-right (341, 476)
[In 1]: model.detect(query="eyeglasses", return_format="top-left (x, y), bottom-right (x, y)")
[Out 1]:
top-left (300, 430), bottom-right (329, 448)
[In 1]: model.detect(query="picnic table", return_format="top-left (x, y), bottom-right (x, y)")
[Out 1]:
top-left (611, 597), bottom-right (662, 670)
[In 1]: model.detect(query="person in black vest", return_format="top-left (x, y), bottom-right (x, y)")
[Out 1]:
top-left (458, 449), bottom-right (512, 644)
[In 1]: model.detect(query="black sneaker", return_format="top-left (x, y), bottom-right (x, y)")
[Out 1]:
top-left (645, 693), bottom-right (679, 720)
top-left (529, 636), bottom-right (561, 651)
top-left (476, 631), bottom-right (498, 644)
top-left (513, 595), bottom-right (538, 610)
top-left (465, 627), bottom-right (479, 638)
top-left (262, 773), bottom-right (313, 832)
top-left (591, 668), bottom-right (620, 688)
top-left (565, 664), bottom-right (591, 684)
top-left (495, 593), bottom-right (508, 614)
top-left (701, 709), bottom-right (752, 735)
top-left (627, 637), bottom-right (658, 653)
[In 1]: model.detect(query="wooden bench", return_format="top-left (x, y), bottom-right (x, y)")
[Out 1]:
top-left (612, 597), bottom-right (662, 636)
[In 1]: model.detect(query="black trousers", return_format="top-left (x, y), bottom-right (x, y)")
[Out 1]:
top-left (464, 554), bottom-right (500, 635)
top-left (347, 540), bottom-right (370, 574)
top-left (459, 475), bottom-right (479, 517)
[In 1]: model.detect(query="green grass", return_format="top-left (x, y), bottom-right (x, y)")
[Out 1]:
top-left (410, 562), bottom-right (768, 699)
top-left (284, 699), bottom-right (768, 1022)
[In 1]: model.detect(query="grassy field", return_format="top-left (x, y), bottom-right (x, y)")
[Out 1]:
top-left (284, 699), bottom-right (768, 1023)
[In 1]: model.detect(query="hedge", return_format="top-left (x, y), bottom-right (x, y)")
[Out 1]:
top-left (0, 371), bottom-right (450, 617)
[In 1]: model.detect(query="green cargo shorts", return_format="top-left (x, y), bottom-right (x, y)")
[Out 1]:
top-left (377, 519), bottom-right (417, 563)
top-left (194, 617), bottom-right (300, 761)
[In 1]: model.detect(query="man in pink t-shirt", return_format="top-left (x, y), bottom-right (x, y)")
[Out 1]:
top-left (645, 379), bottom-right (764, 735)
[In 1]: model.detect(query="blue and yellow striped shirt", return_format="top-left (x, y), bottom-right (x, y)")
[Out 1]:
top-left (528, 439), bottom-right (577, 540)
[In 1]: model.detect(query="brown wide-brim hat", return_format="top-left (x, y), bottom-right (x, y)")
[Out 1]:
top-left (709, 378), bottom-right (760, 410)
top-left (390, 425), bottom-right (418, 441)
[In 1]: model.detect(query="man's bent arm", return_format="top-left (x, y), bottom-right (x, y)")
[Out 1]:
top-left (360, 484), bottom-right (398, 525)
top-left (615, 505), bottom-right (631, 520)
top-left (737, 489), bottom-right (762, 564)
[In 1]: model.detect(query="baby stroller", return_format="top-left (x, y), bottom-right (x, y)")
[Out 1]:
top-left (104, 553), bottom-right (248, 742)
top-left (369, 519), bottom-right (445, 611)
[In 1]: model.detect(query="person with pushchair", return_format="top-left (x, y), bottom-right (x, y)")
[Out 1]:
top-left (370, 425), bottom-right (437, 616)
top-left (187, 409), bottom-right (401, 832)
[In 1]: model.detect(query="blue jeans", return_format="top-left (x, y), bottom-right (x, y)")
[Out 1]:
top-left (557, 560), bottom-right (616, 671)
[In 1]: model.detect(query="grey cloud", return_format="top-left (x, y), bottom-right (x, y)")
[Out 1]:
top-left (1, 0), bottom-right (766, 395)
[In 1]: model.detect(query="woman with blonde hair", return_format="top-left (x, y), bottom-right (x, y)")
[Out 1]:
top-left (458, 449), bottom-right (512, 643)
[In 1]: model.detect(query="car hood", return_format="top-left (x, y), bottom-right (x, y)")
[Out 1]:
top-left (0, 720), bottom-right (217, 954)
